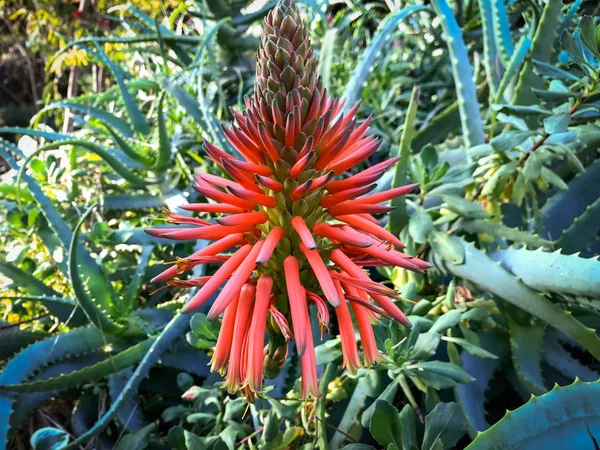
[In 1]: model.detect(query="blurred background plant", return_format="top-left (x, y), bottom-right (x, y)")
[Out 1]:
top-left (1, 0), bottom-right (600, 449)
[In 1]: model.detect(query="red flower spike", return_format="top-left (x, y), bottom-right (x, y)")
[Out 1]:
top-left (228, 185), bottom-right (277, 208)
top-left (290, 150), bottom-right (315, 179)
top-left (341, 183), bottom-right (419, 206)
top-left (290, 180), bottom-right (313, 201)
top-left (255, 174), bottom-right (283, 192)
top-left (320, 184), bottom-right (377, 209)
top-left (246, 276), bottom-right (274, 392)
top-left (221, 159), bottom-right (264, 194)
top-left (256, 227), bottom-right (285, 264)
top-left (163, 210), bottom-right (212, 227)
top-left (215, 211), bottom-right (269, 227)
top-left (332, 277), bottom-right (362, 374)
top-left (313, 222), bottom-right (372, 248)
top-left (336, 214), bottom-right (404, 248)
top-left (306, 290), bottom-right (330, 338)
top-left (269, 304), bottom-right (294, 340)
top-left (330, 249), bottom-right (412, 328)
top-left (345, 293), bottom-right (389, 319)
top-left (291, 216), bottom-right (316, 249)
top-left (179, 203), bottom-right (246, 214)
top-left (229, 158), bottom-right (272, 177)
top-left (193, 183), bottom-right (257, 210)
top-left (308, 171), bottom-right (335, 192)
top-left (152, 233), bottom-right (245, 283)
top-left (344, 283), bottom-right (382, 366)
top-left (224, 284), bottom-right (255, 393)
top-left (167, 277), bottom-right (215, 290)
top-left (300, 324), bottom-right (320, 398)
top-left (152, 224), bottom-right (256, 241)
top-left (207, 242), bottom-right (264, 320)
top-left (210, 293), bottom-right (240, 373)
top-left (284, 256), bottom-right (310, 355)
top-left (181, 245), bottom-right (253, 313)
top-left (148, 0), bottom-right (428, 400)
top-left (299, 243), bottom-right (341, 307)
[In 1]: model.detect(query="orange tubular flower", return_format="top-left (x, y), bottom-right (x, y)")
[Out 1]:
top-left (147, 0), bottom-right (430, 400)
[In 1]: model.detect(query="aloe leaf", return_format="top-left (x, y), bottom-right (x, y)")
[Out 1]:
top-left (0, 330), bottom-right (46, 360)
top-left (124, 246), bottom-right (153, 312)
top-left (0, 139), bottom-right (118, 309)
top-left (0, 262), bottom-right (59, 297)
top-left (429, 229), bottom-right (465, 265)
top-left (508, 319), bottom-right (546, 395)
top-left (92, 42), bottom-right (150, 136)
top-left (465, 379), bottom-right (600, 449)
top-left (63, 313), bottom-right (190, 449)
top-left (51, 35), bottom-right (201, 65)
top-left (11, 354), bottom-right (108, 428)
top-left (0, 295), bottom-right (86, 326)
top-left (542, 158), bottom-right (600, 241)
top-left (543, 331), bottom-right (599, 382)
top-left (556, 197), bottom-right (600, 255)
top-left (125, 6), bottom-right (192, 65)
top-left (18, 139), bottom-right (156, 186)
top-left (389, 86), bottom-right (419, 235)
top-left (369, 400), bottom-right (404, 449)
top-left (111, 228), bottom-right (176, 246)
top-left (433, 238), bottom-right (600, 360)
top-left (318, 28), bottom-right (337, 92)
top-left (104, 125), bottom-right (153, 165)
top-left (0, 127), bottom-right (71, 143)
top-left (69, 206), bottom-right (124, 335)
top-left (431, 0), bottom-right (485, 150)
top-left (412, 84), bottom-right (488, 151)
top-left (459, 219), bottom-right (551, 248)
top-left (512, 0), bottom-right (562, 109)
top-left (108, 368), bottom-right (151, 432)
top-left (154, 92), bottom-right (172, 171)
top-left (495, 37), bottom-right (532, 104)
top-left (557, 0), bottom-right (582, 37)
top-left (0, 327), bottom-right (110, 447)
top-left (342, 5), bottom-right (428, 110)
top-left (477, 0), bottom-right (500, 96)
top-left (230, 0), bottom-right (275, 26)
top-left (161, 79), bottom-right (227, 150)
top-left (103, 194), bottom-right (166, 211)
top-left (491, 0), bottom-right (514, 65)
top-left (0, 261), bottom-right (83, 324)
top-left (0, 338), bottom-right (154, 393)
top-left (490, 249), bottom-right (600, 298)
top-left (34, 102), bottom-right (134, 138)
top-left (456, 332), bottom-right (510, 435)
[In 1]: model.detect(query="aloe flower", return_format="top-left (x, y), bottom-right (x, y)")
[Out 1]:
top-left (148, 0), bottom-right (429, 400)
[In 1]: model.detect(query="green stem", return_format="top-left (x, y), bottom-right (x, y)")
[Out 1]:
top-left (316, 363), bottom-right (337, 450)
top-left (399, 373), bottom-right (423, 422)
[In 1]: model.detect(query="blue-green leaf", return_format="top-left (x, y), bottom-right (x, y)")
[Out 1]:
top-left (490, 249), bottom-right (600, 298)
top-left (434, 239), bottom-right (600, 360)
top-left (342, 5), bottom-right (428, 110)
top-left (431, 0), bottom-right (485, 149)
top-left (465, 379), bottom-right (600, 450)
top-left (92, 42), bottom-right (150, 136)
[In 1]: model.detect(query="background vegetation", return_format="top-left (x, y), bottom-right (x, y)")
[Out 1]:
top-left (1, 0), bottom-right (600, 449)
